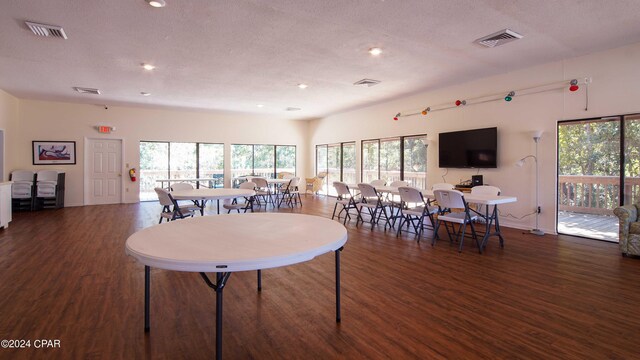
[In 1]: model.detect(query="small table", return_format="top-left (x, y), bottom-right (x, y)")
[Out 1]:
top-left (126, 213), bottom-right (347, 359)
top-left (422, 190), bottom-right (517, 251)
top-left (170, 188), bottom-right (255, 214)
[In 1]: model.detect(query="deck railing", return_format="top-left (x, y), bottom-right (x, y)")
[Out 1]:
top-left (558, 175), bottom-right (640, 215)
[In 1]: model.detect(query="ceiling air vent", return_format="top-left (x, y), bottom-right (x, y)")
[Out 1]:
top-left (474, 29), bottom-right (522, 48)
top-left (25, 21), bottom-right (68, 39)
top-left (353, 79), bottom-right (381, 87)
top-left (73, 87), bottom-right (101, 95)
top-left (285, 107), bottom-right (301, 112)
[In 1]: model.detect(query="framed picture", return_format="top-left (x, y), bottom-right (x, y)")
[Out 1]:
top-left (32, 141), bottom-right (76, 165)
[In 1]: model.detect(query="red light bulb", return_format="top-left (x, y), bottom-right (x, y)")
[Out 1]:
top-left (569, 85), bottom-right (579, 92)
top-left (455, 100), bottom-right (461, 106)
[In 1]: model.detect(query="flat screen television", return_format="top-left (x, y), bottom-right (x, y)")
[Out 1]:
top-left (438, 127), bottom-right (497, 168)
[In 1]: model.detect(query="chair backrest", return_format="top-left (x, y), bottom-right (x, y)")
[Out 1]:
top-left (11, 170), bottom-right (34, 182)
top-left (333, 181), bottom-right (351, 197)
top-left (390, 180), bottom-right (409, 187)
top-left (357, 183), bottom-right (379, 199)
top-left (289, 177), bottom-right (301, 188)
top-left (471, 185), bottom-right (501, 196)
top-left (370, 179), bottom-right (386, 187)
top-left (171, 182), bottom-right (193, 191)
top-left (239, 181), bottom-right (256, 190)
top-left (398, 186), bottom-right (425, 204)
top-left (434, 189), bottom-right (466, 209)
top-left (154, 187), bottom-right (174, 206)
top-left (36, 170), bottom-right (59, 183)
top-left (432, 183), bottom-right (454, 190)
top-left (252, 177), bottom-right (268, 188)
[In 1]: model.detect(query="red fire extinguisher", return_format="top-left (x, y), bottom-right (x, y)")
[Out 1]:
top-left (129, 168), bottom-right (137, 182)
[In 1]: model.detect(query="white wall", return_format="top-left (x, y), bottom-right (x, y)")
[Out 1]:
top-left (0, 90), bottom-right (19, 180)
top-left (13, 101), bottom-right (309, 206)
top-left (308, 42), bottom-right (640, 234)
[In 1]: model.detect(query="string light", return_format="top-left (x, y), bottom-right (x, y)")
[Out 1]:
top-left (391, 78), bottom-right (587, 121)
top-left (569, 79), bottom-right (579, 92)
top-left (504, 91), bottom-right (515, 102)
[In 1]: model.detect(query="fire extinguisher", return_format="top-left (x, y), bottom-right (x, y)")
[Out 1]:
top-left (129, 168), bottom-right (137, 182)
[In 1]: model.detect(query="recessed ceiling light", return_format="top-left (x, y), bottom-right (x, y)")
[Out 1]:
top-left (140, 92), bottom-right (151, 96)
top-left (297, 83), bottom-right (308, 89)
top-left (256, 104), bottom-right (264, 108)
top-left (368, 47), bottom-right (383, 56)
top-left (142, 63), bottom-right (155, 71)
top-left (146, 0), bottom-right (166, 8)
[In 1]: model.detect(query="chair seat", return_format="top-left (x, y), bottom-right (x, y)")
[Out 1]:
top-left (357, 202), bottom-right (381, 209)
top-left (180, 204), bottom-right (202, 213)
top-left (438, 212), bottom-right (478, 224)
top-left (223, 203), bottom-right (246, 210)
top-left (403, 206), bottom-right (438, 217)
top-left (337, 198), bottom-right (357, 205)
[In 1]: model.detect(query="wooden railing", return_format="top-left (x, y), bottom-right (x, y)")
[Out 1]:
top-left (558, 175), bottom-right (640, 215)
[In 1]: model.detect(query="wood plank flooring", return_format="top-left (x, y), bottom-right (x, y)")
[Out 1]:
top-left (0, 196), bottom-right (639, 359)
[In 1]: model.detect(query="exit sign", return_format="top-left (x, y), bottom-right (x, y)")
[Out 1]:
top-left (97, 125), bottom-right (114, 134)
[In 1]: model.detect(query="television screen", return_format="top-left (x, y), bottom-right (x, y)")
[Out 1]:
top-left (438, 127), bottom-right (497, 168)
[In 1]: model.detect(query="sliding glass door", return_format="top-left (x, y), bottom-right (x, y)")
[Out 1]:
top-left (139, 141), bottom-right (224, 201)
top-left (361, 134), bottom-right (428, 186)
top-left (315, 142), bottom-right (356, 196)
top-left (557, 115), bottom-right (640, 241)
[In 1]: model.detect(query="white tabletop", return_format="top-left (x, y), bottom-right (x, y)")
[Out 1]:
top-left (170, 188), bottom-right (255, 201)
top-left (266, 178), bottom-right (290, 185)
top-left (125, 213), bottom-right (348, 272)
top-left (347, 184), bottom-right (517, 205)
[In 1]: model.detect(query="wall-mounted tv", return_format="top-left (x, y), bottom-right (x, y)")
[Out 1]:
top-left (438, 127), bottom-right (497, 168)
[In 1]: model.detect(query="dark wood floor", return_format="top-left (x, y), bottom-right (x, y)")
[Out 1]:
top-left (1, 196), bottom-right (639, 359)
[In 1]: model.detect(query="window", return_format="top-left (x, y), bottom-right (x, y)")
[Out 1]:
top-left (139, 141), bottom-right (224, 201)
top-left (231, 144), bottom-right (296, 187)
top-left (403, 135), bottom-right (428, 188)
top-left (316, 142), bottom-right (356, 196)
top-left (361, 134), bottom-right (428, 187)
top-left (276, 145), bottom-right (296, 176)
top-left (140, 142), bottom-right (169, 201)
top-left (198, 143), bottom-right (224, 188)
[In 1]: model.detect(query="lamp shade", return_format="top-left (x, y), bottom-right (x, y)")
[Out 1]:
top-left (532, 130), bottom-right (543, 140)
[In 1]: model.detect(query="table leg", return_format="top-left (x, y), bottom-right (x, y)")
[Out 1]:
top-left (215, 273), bottom-right (224, 359)
top-left (494, 207), bottom-right (505, 247)
top-left (257, 270), bottom-right (262, 291)
top-left (144, 265), bottom-right (150, 332)
top-left (335, 247), bottom-right (343, 323)
top-left (480, 205), bottom-right (505, 250)
top-left (217, 200), bottom-right (220, 214)
top-left (199, 272), bottom-right (231, 360)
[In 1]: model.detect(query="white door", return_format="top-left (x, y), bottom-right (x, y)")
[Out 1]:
top-left (87, 139), bottom-right (122, 205)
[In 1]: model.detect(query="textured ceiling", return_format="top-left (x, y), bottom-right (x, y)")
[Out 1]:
top-left (1, 0), bottom-right (640, 119)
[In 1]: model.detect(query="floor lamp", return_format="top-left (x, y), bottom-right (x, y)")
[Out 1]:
top-left (516, 131), bottom-right (544, 236)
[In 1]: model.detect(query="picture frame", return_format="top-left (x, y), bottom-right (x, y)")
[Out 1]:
top-left (32, 141), bottom-right (76, 165)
